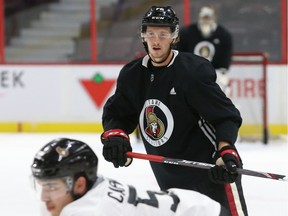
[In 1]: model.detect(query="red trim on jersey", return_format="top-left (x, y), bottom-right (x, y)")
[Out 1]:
top-left (102, 129), bottom-right (129, 140)
top-left (224, 184), bottom-right (239, 216)
top-left (220, 149), bottom-right (240, 162)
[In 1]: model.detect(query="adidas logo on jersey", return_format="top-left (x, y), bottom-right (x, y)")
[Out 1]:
top-left (170, 87), bottom-right (176, 95)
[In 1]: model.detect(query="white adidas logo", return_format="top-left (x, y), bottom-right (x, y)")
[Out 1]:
top-left (170, 87), bottom-right (176, 95)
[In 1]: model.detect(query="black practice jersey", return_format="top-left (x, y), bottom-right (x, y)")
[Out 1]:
top-left (102, 50), bottom-right (242, 191)
top-left (177, 24), bottom-right (233, 70)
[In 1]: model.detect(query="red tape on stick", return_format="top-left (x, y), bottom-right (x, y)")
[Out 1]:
top-left (126, 152), bottom-right (164, 163)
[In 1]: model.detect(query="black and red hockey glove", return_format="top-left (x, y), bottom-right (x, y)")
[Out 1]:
top-left (101, 129), bottom-right (132, 168)
top-left (209, 145), bottom-right (241, 184)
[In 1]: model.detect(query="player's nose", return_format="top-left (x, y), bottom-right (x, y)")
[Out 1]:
top-left (41, 190), bottom-right (51, 201)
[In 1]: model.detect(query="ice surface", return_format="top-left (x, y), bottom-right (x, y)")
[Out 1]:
top-left (0, 133), bottom-right (287, 215)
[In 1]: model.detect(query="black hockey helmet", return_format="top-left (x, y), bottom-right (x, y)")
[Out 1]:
top-left (31, 138), bottom-right (98, 186)
top-left (141, 6), bottom-right (180, 57)
top-left (141, 6), bottom-right (179, 33)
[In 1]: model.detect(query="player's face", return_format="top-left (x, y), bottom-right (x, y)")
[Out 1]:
top-left (198, 16), bottom-right (215, 37)
top-left (143, 26), bottom-right (175, 65)
top-left (36, 178), bottom-right (73, 216)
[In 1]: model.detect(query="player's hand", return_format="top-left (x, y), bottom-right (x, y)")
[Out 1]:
top-left (208, 165), bottom-right (239, 184)
top-left (208, 145), bottom-right (241, 184)
top-left (101, 129), bottom-right (132, 168)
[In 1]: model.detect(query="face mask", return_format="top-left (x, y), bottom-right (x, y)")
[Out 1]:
top-left (198, 18), bottom-right (217, 38)
top-left (31, 176), bottom-right (73, 201)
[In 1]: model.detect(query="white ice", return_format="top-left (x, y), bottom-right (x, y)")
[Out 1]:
top-left (0, 133), bottom-right (287, 215)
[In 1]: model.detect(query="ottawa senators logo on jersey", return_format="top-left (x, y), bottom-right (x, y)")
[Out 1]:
top-left (145, 106), bottom-right (165, 139)
top-left (139, 99), bottom-right (174, 147)
top-left (194, 41), bottom-right (215, 61)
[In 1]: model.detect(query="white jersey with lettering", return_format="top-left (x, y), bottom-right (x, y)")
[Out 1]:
top-left (60, 176), bottom-right (223, 216)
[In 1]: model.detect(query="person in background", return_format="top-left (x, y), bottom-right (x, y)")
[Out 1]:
top-left (100, 5), bottom-right (248, 216)
top-left (31, 138), bottom-right (229, 216)
top-left (177, 6), bottom-right (233, 94)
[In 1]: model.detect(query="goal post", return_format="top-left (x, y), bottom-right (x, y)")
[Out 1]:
top-left (228, 52), bottom-right (268, 144)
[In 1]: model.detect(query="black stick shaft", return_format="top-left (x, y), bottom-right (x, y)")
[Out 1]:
top-left (127, 152), bottom-right (287, 181)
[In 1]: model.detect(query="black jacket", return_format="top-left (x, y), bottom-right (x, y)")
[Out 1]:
top-left (102, 50), bottom-right (242, 190)
top-left (177, 23), bottom-right (233, 70)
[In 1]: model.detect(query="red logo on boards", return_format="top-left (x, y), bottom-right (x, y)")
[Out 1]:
top-left (80, 73), bottom-right (115, 109)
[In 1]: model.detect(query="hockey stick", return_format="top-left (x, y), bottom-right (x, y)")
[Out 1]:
top-left (126, 152), bottom-right (287, 181)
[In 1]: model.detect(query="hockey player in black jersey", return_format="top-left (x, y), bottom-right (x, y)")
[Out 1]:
top-left (177, 6), bottom-right (233, 94)
top-left (101, 6), bottom-right (248, 216)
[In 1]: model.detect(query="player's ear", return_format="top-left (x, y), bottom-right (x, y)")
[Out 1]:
top-left (73, 176), bottom-right (87, 195)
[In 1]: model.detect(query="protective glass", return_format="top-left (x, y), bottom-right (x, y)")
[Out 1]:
top-left (198, 16), bottom-right (216, 38)
top-left (31, 176), bottom-right (73, 201)
top-left (141, 31), bottom-right (177, 39)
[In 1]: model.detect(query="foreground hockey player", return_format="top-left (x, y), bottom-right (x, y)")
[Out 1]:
top-left (101, 6), bottom-right (248, 216)
top-left (31, 138), bottom-right (229, 216)
top-left (177, 6), bottom-right (233, 93)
